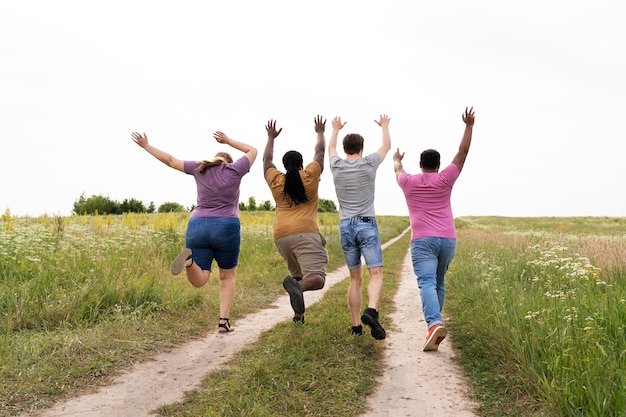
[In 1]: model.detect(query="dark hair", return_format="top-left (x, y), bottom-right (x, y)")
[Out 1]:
top-left (196, 151), bottom-right (233, 173)
top-left (420, 149), bottom-right (440, 170)
top-left (343, 133), bottom-right (364, 155)
top-left (281, 150), bottom-right (308, 205)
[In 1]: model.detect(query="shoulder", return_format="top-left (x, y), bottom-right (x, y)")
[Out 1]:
top-left (329, 155), bottom-right (345, 170)
top-left (306, 160), bottom-right (322, 174)
top-left (231, 155), bottom-right (251, 172)
top-left (264, 166), bottom-right (283, 182)
top-left (396, 171), bottom-right (412, 185)
top-left (441, 163), bottom-right (460, 178)
top-left (183, 160), bottom-right (198, 174)
top-left (365, 152), bottom-right (382, 166)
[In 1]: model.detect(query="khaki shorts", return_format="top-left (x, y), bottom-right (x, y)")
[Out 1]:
top-left (274, 232), bottom-right (328, 279)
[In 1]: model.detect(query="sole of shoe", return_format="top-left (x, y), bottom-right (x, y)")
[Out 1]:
top-left (361, 311), bottom-right (386, 340)
top-left (423, 326), bottom-right (448, 351)
top-left (170, 248), bottom-right (192, 275)
top-left (283, 277), bottom-right (305, 314)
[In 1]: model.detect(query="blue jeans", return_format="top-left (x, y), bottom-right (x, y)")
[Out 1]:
top-left (339, 216), bottom-right (383, 269)
top-left (185, 217), bottom-right (241, 271)
top-left (410, 237), bottom-right (456, 328)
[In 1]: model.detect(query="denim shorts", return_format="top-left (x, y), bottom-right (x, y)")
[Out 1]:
top-left (185, 217), bottom-right (241, 271)
top-left (339, 216), bottom-right (383, 270)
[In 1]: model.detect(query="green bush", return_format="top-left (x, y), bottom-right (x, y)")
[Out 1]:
top-left (120, 198), bottom-right (147, 213)
top-left (158, 202), bottom-right (187, 213)
top-left (73, 193), bottom-right (120, 215)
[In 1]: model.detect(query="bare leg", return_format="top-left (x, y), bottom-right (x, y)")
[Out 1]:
top-left (299, 273), bottom-right (325, 291)
top-left (184, 259), bottom-right (211, 288)
top-left (290, 272), bottom-right (325, 320)
top-left (348, 268), bottom-right (363, 326)
top-left (366, 266), bottom-right (384, 310)
top-left (218, 267), bottom-right (236, 322)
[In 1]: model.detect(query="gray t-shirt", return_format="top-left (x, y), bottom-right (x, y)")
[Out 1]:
top-left (330, 153), bottom-right (382, 219)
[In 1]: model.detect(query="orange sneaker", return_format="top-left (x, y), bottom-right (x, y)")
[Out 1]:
top-left (423, 323), bottom-right (448, 352)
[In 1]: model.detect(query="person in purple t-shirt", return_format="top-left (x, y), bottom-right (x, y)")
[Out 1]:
top-left (393, 107), bottom-right (475, 351)
top-left (131, 130), bottom-right (257, 333)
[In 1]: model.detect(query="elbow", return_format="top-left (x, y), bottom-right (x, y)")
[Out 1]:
top-left (163, 157), bottom-right (176, 168)
top-left (247, 149), bottom-right (258, 164)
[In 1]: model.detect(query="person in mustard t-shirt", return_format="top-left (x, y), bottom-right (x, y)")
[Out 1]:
top-left (263, 116), bottom-right (328, 323)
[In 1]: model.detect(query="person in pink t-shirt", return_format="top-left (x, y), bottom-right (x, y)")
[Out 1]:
top-left (132, 130), bottom-right (257, 333)
top-left (393, 107), bottom-right (475, 351)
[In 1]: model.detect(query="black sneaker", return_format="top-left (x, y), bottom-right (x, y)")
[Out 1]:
top-left (351, 325), bottom-right (363, 336)
top-left (361, 308), bottom-right (386, 340)
top-left (293, 316), bottom-right (305, 324)
top-left (283, 276), bottom-right (305, 314)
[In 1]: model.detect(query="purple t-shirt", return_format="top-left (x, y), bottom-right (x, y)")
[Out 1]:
top-left (397, 163), bottom-right (460, 240)
top-left (184, 156), bottom-right (251, 218)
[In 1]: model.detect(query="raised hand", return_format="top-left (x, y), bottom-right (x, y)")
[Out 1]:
top-left (393, 148), bottom-right (404, 162)
top-left (462, 107), bottom-right (475, 126)
top-left (213, 131), bottom-right (230, 144)
top-left (332, 116), bottom-right (346, 131)
top-left (266, 119), bottom-right (283, 139)
top-left (375, 114), bottom-right (391, 127)
top-left (131, 132), bottom-right (149, 148)
top-left (314, 115), bottom-right (326, 133)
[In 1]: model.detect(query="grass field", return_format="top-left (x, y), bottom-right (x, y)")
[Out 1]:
top-left (448, 216), bottom-right (626, 417)
top-left (1, 212), bottom-right (625, 416)
top-left (0, 211), bottom-right (409, 416)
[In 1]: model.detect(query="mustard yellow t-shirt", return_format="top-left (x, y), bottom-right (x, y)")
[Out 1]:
top-left (265, 161), bottom-right (321, 240)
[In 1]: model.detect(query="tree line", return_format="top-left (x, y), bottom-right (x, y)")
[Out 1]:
top-left (72, 193), bottom-right (337, 215)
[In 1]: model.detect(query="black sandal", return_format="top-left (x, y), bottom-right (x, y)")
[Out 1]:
top-left (218, 318), bottom-right (234, 333)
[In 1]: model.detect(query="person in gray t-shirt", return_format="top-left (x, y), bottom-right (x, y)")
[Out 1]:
top-left (328, 115), bottom-right (391, 339)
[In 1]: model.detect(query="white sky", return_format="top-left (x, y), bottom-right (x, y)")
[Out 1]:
top-left (1, 1), bottom-right (625, 218)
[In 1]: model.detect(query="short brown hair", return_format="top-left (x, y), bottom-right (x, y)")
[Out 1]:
top-left (343, 134), bottom-right (364, 155)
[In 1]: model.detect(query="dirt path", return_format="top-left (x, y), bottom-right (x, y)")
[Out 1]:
top-left (361, 250), bottom-right (479, 416)
top-left (24, 229), bottom-right (478, 417)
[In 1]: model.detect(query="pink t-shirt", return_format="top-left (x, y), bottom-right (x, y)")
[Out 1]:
top-left (397, 163), bottom-right (460, 241)
top-left (184, 156), bottom-right (250, 218)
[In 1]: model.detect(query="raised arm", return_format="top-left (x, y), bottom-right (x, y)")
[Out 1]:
top-left (328, 116), bottom-right (346, 160)
top-left (213, 131), bottom-right (257, 165)
top-left (392, 148), bottom-right (406, 178)
top-left (374, 114), bottom-right (392, 161)
top-left (451, 107), bottom-right (475, 172)
top-left (263, 119), bottom-right (282, 173)
top-left (131, 132), bottom-right (184, 172)
top-left (313, 115), bottom-right (326, 170)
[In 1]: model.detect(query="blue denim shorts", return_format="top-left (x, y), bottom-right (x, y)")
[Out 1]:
top-left (185, 217), bottom-right (241, 271)
top-left (339, 216), bottom-right (383, 270)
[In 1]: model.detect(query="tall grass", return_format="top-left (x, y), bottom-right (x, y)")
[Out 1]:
top-left (0, 211), bottom-right (409, 415)
top-left (0, 213), bottom-right (187, 332)
top-left (448, 217), bottom-right (626, 416)
top-left (5, 213), bottom-right (623, 416)
top-left (1, 212), bottom-right (198, 414)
